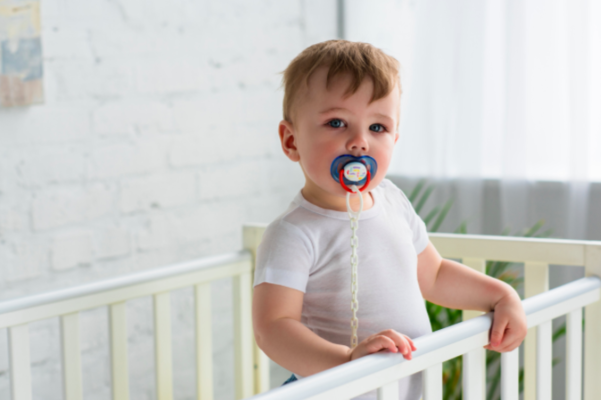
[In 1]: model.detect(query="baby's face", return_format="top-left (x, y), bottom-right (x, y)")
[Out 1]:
top-left (280, 66), bottom-right (400, 199)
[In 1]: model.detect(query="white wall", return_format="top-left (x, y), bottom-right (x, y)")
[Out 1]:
top-left (0, 1), bottom-right (338, 399)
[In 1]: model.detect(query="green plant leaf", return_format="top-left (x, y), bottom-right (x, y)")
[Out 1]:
top-left (415, 185), bottom-right (435, 214)
top-left (423, 206), bottom-right (441, 225)
top-left (408, 179), bottom-right (427, 203)
top-left (553, 322), bottom-right (566, 342)
top-left (431, 198), bottom-right (454, 232)
top-left (537, 228), bottom-right (554, 238)
top-left (523, 219), bottom-right (545, 237)
top-left (519, 368), bottom-right (524, 395)
top-left (487, 366), bottom-right (500, 400)
top-left (488, 261), bottom-right (505, 277)
top-left (454, 220), bottom-right (468, 234)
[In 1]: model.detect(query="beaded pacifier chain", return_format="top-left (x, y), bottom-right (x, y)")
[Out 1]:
top-left (330, 155), bottom-right (377, 348)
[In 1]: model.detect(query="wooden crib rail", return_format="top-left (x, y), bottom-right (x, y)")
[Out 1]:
top-left (429, 232), bottom-right (599, 265)
top-left (428, 233), bottom-right (601, 400)
top-left (3, 226), bottom-right (600, 400)
top-left (1, 251), bottom-right (254, 400)
top-left (245, 276), bottom-right (601, 400)
top-left (0, 251), bottom-right (251, 327)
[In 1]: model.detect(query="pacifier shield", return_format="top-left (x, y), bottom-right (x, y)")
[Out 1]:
top-left (344, 162), bottom-right (367, 182)
top-left (330, 155), bottom-right (377, 187)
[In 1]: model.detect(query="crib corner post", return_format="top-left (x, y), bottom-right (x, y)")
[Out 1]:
top-left (242, 223), bottom-right (270, 395)
top-left (242, 223), bottom-right (267, 266)
top-left (584, 243), bottom-right (601, 400)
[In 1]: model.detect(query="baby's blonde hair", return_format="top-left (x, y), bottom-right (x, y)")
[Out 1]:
top-left (280, 40), bottom-right (401, 125)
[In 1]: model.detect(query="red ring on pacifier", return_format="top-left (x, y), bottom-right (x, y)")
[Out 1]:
top-left (339, 169), bottom-right (371, 193)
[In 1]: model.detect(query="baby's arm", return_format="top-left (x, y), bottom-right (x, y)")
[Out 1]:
top-left (417, 242), bottom-right (527, 352)
top-left (253, 283), bottom-right (415, 377)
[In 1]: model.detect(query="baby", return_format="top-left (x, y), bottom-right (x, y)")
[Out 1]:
top-left (252, 40), bottom-right (527, 399)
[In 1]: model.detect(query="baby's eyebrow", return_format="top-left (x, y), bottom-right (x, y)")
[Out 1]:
top-left (372, 113), bottom-right (394, 124)
top-left (319, 107), bottom-right (394, 123)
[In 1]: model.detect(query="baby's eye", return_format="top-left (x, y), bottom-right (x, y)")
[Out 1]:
top-left (370, 123), bottom-right (386, 133)
top-left (328, 119), bottom-right (346, 128)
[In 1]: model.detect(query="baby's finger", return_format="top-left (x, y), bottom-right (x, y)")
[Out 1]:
top-left (379, 329), bottom-right (411, 351)
top-left (405, 335), bottom-right (417, 351)
top-left (485, 340), bottom-right (516, 353)
top-left (383, 331), bottom-right (413, 360)
top-left (486, 326), bottom-right (524, 353)
top-left (351, 336), bottom-right (395, 360)
top-left (494, 328), bottom-right (526, 353)
top-left (398, 336), bottom-right (413, 360)
top-left (489, 317), bottom-right (509, 349)
top-left (366, 335), bottom-right (398, 355)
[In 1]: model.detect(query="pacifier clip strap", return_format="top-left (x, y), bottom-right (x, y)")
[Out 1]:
top-left (330, 155), bottom-right (375, 349)
top-left (347, 185), bottom-right (363, 349)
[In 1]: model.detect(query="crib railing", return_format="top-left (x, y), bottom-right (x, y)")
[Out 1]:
top-left (428, 233), bottom-right (601, 400)
top-left (245, 276), bottom-right (600, 400)
top-left (1, 225), bottom-right (600, 400)
top-left (0, 250), bottom-right (260, 400)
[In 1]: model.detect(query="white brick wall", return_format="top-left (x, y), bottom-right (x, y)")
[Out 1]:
top-left (51, 230), bottom-right (95, 270)
top-left (0, 0), bottom-right (338, 398)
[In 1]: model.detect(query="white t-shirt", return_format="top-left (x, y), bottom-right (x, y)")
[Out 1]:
top-left (254, 179), bottom-right (432, 400)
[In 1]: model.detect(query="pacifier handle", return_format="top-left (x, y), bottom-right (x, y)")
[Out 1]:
top-left (339, 169), bottom-right (371, 193)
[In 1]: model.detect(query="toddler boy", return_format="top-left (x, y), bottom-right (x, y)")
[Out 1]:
top-left (252, 40), bottom-right (527, 399)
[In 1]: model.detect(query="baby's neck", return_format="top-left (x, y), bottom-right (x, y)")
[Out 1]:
top-left (301, 185), bottom-right (374, 212)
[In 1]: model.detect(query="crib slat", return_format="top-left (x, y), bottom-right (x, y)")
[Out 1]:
top-left (422, 363), bottom-right (442, 400)
top-left (9, 324), bottom-right (32, 400)
top-left (154, 292), bottom-right (173, 400)
top-left (566, 307), bottom-right (582, 400)
top-left (243, 224), bottom-right (270, 394)
top-left (377, 381), bottom-right (399, 400)
top-left (536, 320), bottom-right (552, 399)
top-left (463, 347), bottom-right (485, 400)
top-left (233, 272), bottom-right (254, 399)
top-left (195, 283), bottom-right (213, 400)
top-left (61, 312), bottom-right (82, 400)
top-left (584, 244), bottom-right (601, 400)
top-left (501, 348), bottom-right (519, 400)
top-left (253, 347), bottom-right (270, 395)
top-left (461, 259), bottom-right (487, 400)
top-left (524, 262), bottom-right (549, 400)
top-left (110, 302), bottom-right (129, 400)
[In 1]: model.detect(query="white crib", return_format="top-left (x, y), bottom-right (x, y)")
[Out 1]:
top-left (1, 225), bottom-right (600, 400)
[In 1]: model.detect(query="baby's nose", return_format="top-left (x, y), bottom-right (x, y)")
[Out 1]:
top-left (347, 133), bottom-right (369, 152)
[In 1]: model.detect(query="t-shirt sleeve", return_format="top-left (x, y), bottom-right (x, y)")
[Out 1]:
top-left (384, 180), bottom-right (430, 255)
top-left (253, 220), bottom-right (314, 293)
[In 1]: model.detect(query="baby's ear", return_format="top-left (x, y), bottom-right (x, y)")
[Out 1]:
top-left (279, 120), bottom-right (300, 162)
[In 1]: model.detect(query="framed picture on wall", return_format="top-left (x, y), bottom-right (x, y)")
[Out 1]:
top-left (0, 0), bottom-right (44, 108)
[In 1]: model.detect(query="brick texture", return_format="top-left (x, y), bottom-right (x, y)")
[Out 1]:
top-left (0, 0), bottom-right (338, 399)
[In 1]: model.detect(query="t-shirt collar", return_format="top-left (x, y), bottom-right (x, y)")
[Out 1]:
top-left (292, 185), bottom-right (382, 220)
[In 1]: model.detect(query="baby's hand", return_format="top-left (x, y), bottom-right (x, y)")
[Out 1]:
top-left (484, 291), bottom-right (527, 352)
top-left (349, 329), bottom-right (416, 361)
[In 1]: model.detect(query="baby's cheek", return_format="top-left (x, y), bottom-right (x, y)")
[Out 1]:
top-left (301, 158), bottom-right (327, 183)
top-left (306, 152), bottom-right (329, 174)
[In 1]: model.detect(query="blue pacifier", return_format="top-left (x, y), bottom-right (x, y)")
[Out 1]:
top-left (330, 155), bottom-right (378, 192)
